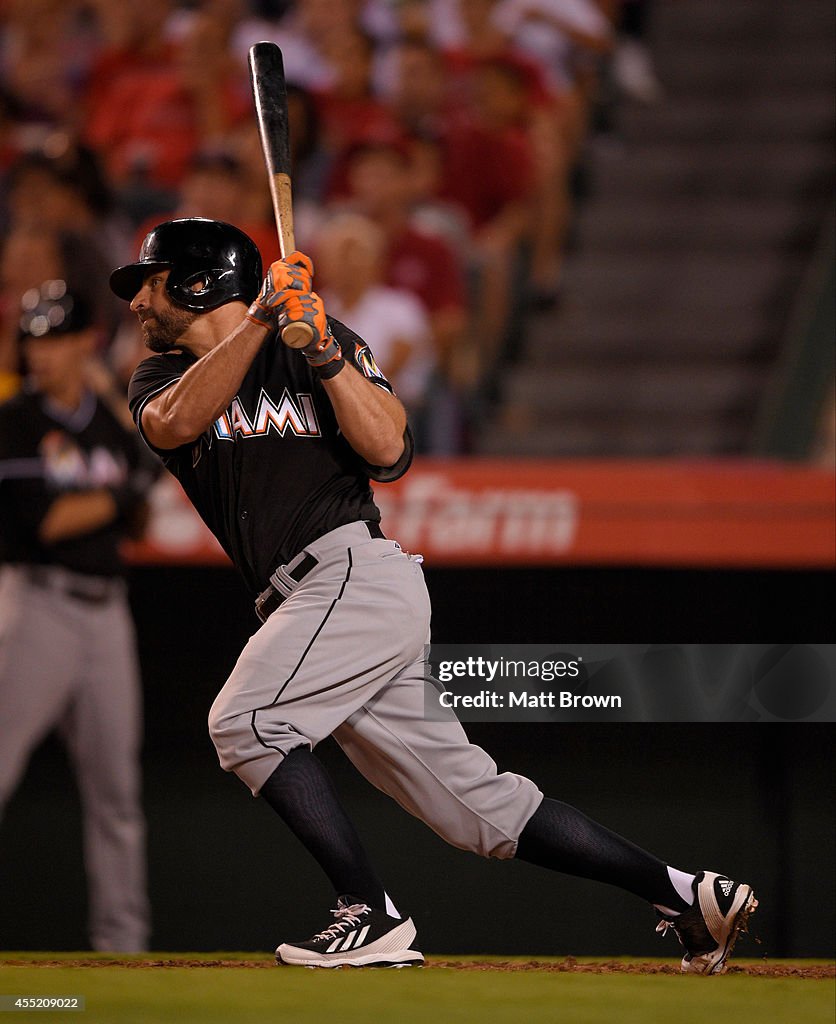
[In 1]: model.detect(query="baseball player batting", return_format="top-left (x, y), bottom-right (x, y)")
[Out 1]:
top-left (112, 219), bottom-right (757, 972)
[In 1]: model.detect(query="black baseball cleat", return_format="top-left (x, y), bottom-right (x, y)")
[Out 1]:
top-left (275, 898), bottom-right (424, 968)
top-left (656, 870), bottom-right (758, 974)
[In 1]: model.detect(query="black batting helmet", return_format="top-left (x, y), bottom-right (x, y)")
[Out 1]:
top-left (109, 218), bottom-right (262, 312)
top-left (18, 280), bottom-right (94, 340)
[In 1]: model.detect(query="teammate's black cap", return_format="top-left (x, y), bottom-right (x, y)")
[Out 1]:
top-left (18, 280), bottom-right (93, 340)
top-left (109, 217), bottom-right (263, 312)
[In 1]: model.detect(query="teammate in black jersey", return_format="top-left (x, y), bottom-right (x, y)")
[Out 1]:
top-left (0, 282), bottom-right (153, 951)
top-left (116, 218), bottom-right (756, 973)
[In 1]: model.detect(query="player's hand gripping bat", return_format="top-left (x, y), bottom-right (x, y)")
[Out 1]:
top-left (248, 42), bottom-right (314, 349)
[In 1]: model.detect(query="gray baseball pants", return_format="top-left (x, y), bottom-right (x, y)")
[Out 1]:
top-left (209, 522), bottom-right (542, 859)
top-left (0, 565), bottom-right (150, 951)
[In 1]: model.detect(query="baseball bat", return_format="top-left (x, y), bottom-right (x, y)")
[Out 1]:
top-left (248, 41), bottom-right (314, 348)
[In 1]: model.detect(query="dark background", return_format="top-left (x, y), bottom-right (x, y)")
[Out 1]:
top-left (0, 564), bottom-right (833, 956)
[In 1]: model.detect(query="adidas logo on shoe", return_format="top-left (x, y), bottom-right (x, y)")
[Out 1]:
top-left (276, 898), bottom-right (424, 969)
top-left (324, 924), bottom-right (370, 953)
top-left (719, 879), bottom-right (734, 897)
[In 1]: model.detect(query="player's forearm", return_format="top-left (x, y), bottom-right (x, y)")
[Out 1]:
top-left (144, 320), bottom-right (267, 447)
top-left (38, 490), bottom-right (119, 544)
top-left (323, 365), bottom-right (407, 467)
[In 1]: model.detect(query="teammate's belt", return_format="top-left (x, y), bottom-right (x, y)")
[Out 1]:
top-left (254, 521), bottom-right (385, 623)
top-left (22, 564), bottom-right (121, 605)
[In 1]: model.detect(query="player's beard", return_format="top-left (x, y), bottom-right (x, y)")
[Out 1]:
top-left (140, 305), bottom-right (198, 352)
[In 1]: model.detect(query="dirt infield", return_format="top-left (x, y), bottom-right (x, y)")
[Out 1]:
top-left (2, 957), bottom-right (833, 978)
top-left (431, 959), bottom-right (836, 978)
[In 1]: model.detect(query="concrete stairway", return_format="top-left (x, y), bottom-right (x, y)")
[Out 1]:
top-left (478, 0), bottom-right (834, 457)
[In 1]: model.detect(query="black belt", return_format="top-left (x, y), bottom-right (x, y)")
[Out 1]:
top-left (254, 521), bottom-right (385, 623)
top-left (23, 565), bottom-right (119, 605)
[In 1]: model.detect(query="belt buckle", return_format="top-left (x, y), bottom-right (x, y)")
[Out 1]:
top-left (255, 551), bottom-right (318, 623)
top-left (254, 585), bottom-right (274, 624)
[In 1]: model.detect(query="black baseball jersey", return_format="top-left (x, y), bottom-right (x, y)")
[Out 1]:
top-left (127, 317), bottom-right (413, 594)
top-left (0, 388), bottom-right (153, 577)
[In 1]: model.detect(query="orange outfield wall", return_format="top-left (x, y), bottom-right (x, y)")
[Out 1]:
top-left (125, 459), bottom-right (836, 569)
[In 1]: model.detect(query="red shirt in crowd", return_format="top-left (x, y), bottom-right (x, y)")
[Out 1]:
top-left (83, 46), bottom-right (249, 190)
top-left (437, 119), bottom-right (534, 230)
top-left (386, 225), bottom-right (465, 317)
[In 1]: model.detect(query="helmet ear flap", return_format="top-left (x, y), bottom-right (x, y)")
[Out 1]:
top-left (180, 270), bottom-right (209, 294)
top-left (166, 267), bottom-right (240, 311)
top-left (172, 269), bottom-right (212, 305)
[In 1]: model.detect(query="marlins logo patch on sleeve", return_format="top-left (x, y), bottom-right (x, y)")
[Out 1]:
top-left (353, 343), bottom-right (390, 388)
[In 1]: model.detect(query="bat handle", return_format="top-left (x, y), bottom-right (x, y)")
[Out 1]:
top-left (281, 321), bottom-right (315, 348)
top-left (267, 171), bottom-right (316, 349)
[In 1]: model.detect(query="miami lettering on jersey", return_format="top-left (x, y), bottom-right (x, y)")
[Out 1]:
top-left (213, 388), bottom-right (321, 441)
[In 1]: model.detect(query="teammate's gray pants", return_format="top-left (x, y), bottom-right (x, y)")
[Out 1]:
top-left (0, 566), bottom-right (150, 951)
top-left (209, 523), bottom-right (542, 859)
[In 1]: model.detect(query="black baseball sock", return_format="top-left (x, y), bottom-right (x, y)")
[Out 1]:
top-left (516, 797), bottom-right (693, 913)
top-left (259, 746), bottom-right (388, 912)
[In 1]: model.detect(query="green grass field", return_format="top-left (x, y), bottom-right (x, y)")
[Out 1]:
top-left (1, 955), bottom-right (833, 1024)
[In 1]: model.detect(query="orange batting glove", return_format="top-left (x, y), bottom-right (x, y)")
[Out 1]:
top-left (246, 251), bottom-right (314, 329)
top-left (277, 289), bottom-right (344, 379)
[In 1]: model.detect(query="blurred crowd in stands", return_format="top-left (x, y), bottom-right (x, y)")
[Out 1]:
top-left (0, 0), bottom-right (661, 453)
